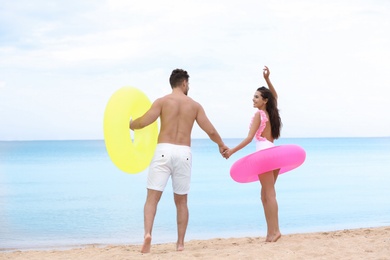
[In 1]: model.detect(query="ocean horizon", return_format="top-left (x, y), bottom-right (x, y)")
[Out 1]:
top-left (1, 137), bottom-right (390, 251)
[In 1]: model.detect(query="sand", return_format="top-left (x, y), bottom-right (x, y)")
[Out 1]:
top-left (1, 226), bottom-right (389, 260)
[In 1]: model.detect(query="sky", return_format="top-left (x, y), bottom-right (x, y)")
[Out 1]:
top-left (1, 0), bottom-right (389, 141)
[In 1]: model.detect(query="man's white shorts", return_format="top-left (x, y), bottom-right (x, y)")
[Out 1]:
top-left (147, 143), bottom-right (192, 195)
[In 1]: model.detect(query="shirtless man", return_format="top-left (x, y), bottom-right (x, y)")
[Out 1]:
top-left (130, 68), bottom-right (228, 253)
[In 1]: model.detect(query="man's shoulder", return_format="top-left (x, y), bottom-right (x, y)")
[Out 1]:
top-left (161, 94), bottom-right (199, 105)
top-left (186, 96), bottom-right (201, 108)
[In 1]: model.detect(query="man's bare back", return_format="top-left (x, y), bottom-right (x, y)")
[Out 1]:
top-left (154, 91), bottom-right (199, 146)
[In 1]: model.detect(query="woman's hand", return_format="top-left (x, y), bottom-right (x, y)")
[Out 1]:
top-left (263, 65), bottom-right (270, 80)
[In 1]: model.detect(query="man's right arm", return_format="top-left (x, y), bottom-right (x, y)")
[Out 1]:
top-left (130, 99), bottom-right (161, 130)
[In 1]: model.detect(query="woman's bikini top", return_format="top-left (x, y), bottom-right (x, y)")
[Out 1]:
top-left (250, 109), bottom-right (268, 141)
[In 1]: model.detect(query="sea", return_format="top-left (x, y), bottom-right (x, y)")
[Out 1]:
top-left (1, 137), bottom-right (390, 251)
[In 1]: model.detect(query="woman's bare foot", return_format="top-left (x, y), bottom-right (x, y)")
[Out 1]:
top-left (141, 234), bottom-right (152, 253)
top-left (177, 243), bottom-right (184, 251)
top-left (272, 232), bottom-right (281, 242)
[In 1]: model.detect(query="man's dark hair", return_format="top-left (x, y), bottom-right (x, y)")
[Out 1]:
top-left (169, 69), bottom-right (189, 88)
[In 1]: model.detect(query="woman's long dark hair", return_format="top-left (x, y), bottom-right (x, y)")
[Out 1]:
top-left (257, 86), bottom-right (282, 139)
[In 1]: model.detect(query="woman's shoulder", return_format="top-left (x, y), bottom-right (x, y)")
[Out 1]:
top-left (258, 109), bottom-right (269, 121)
top-left (258, 109), bottom-right (267, 116)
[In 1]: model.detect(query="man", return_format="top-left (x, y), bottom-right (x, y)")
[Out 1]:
top-left (130, 68), bottom-right (228, 253)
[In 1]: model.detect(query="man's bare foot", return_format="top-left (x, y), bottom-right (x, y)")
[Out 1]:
top-left (265, 232), bottom-right (281, 242)
top-left (176, 243), bottom-right (184, 251)
top-left (141, 234), bottom-right (152, 253)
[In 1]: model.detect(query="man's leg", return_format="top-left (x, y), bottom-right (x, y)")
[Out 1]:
top-left (141, 188), bottom-right (163, 253)
top-left (174, 193), bottom-right (188, 251)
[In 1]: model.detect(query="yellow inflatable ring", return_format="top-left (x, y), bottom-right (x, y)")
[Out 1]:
top-left (103, 87), bottom-right (158, 173)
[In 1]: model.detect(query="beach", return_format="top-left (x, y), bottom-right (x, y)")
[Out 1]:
top-left (1, 226), bottom-right (389, 259)
top-left (2, 138), bottom-right (390, 258)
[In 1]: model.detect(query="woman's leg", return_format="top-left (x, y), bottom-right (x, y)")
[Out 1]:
top-left (259, 171), bottom-right (281, 242)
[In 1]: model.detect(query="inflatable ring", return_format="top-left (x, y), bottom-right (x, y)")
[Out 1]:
top-left (230, 144), bottom-right (306, 183)
top-left (103, 87), bottom-right (158, 173)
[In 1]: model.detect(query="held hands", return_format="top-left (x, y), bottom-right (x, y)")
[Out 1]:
top-left (219, 145), bottom-right (228, 154)
top-left (219, 144), bottom-right (230, 159)
top-left (222, 148), bottom-right (234, 159)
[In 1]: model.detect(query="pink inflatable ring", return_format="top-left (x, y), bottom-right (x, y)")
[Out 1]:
top-left (230, 144), bottom-right (306, 183)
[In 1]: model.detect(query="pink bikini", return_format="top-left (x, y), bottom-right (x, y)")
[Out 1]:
top-left (250, 110), bottom-right (275, 151)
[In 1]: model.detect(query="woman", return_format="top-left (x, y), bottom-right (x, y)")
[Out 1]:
top-left (223, 66), bottom-right (282, 242)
